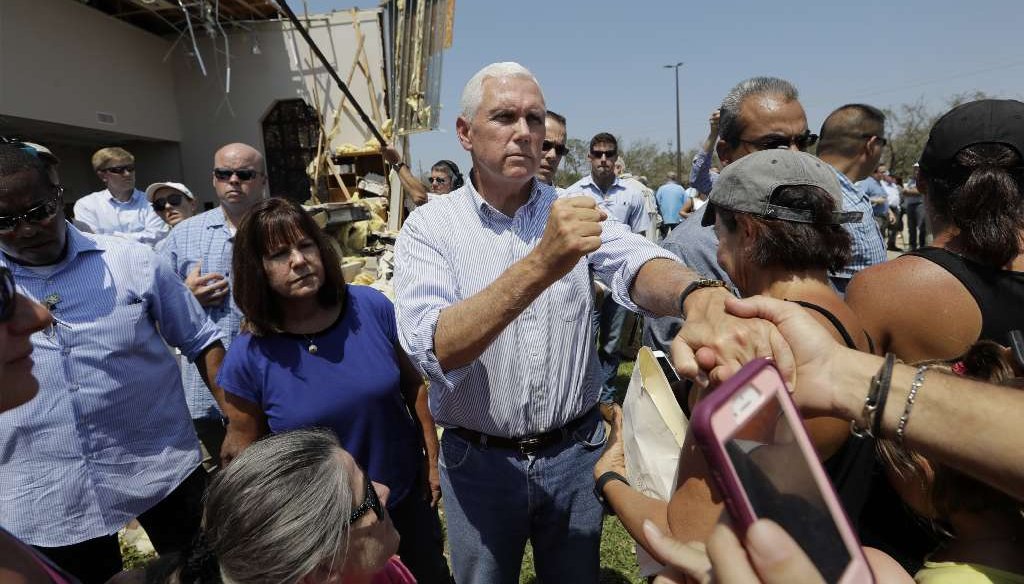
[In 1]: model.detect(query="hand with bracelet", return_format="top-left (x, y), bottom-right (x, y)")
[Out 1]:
top-left (725, 294), bottom-right (1024, 502)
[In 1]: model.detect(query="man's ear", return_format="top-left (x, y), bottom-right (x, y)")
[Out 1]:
top-left (456, 116), bottom-right (473, 152)
top-left (716, 139), bottom-right (733, 166)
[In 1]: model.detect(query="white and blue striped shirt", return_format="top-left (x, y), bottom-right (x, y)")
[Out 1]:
top-left (158, 207), bottom-right (242, 420)
top-left (0, 226), bottom-right (221, 547)
top-left (72, 188), bottom-right (168, 247)
top-left (394, 179), bottom-right (678, 438)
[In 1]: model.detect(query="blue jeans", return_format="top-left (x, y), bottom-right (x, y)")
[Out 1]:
top-left (593, 294), bottom-right (628, 403)
top-left (439, 410), bottom-right (607, 584)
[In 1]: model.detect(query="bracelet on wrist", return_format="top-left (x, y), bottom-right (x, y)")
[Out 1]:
top-left (593, 471), bottom-right (630, 516)
top-left (851, 352), bottom-right (895, 438)
top-left (677, 279), bottom-right (729, 316)
top-left (895, 365), bottom-right (930, 446)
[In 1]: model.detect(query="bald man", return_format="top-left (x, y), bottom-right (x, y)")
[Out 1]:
top-left (158, 143), bottom-right (268, 466)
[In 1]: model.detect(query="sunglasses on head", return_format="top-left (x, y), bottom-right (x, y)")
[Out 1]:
top-left (152, 192), bottom-right (187, 211)
top-left (740, 130), bottom-right (819, 151)
top-left (0, 187), bottom-right (64, 234)
top-left (428, 176), bottom-right (449, 184)
top-left (591, 149), bottom-right (617, 159)
top-left (101, 165), bottom-right (135, 175)
top-left (543, 140), bottom-right (568, 157)
top-left (0, 267), bottom-right (14, 323)
top-left (349, 475), bottom-right (383, 524)
top-left (213, 168), bottom-right (261, 182)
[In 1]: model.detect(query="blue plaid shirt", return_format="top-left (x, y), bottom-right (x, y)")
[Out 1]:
top-left (158, 207), bottom-right (242, 420)
top-left (0, 226), bottom-right (219, 546)
top-left (829, 166), bottom-right (887, 281)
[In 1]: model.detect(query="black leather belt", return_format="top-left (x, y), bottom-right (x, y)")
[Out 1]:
top-left (450, 407), bottom-right (596, 455)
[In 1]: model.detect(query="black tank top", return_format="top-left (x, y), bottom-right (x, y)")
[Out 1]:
top-left (907, 246), bottom-right (1024, 346)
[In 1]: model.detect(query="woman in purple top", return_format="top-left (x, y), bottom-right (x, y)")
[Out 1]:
top-left (217, 198), bottom-right (451, 583)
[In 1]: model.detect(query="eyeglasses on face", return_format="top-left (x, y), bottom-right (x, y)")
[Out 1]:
top-left (152, 193), bottom-right (186, 211)
top-left (861, 134), bottom-right (889, 147)
top-left (543, 140), bottom-right (568, 157)
top-left (349, 475), bottom-right (383, 524)
top-left (590, 149), bottom-right (617, 159)
top-left (101, 165), bottom-right (135, 175)
top-left (739, 130), bottom-right (819, 151)
top-left (428, 176), bottom-right (449, 185)
top-left (0, 267), bottom-right (14, 323)
top-left (213, 168), bottom-right (262, 182)
top-left (0, 187), bottom-right (64, 234)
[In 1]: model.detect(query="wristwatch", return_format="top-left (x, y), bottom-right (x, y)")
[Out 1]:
top-left (593, 471), bottom-right (630, 515)
top-left (392, 161), bottom-right (406, 171)
top-left (678, 278), bottom-right (729, 315)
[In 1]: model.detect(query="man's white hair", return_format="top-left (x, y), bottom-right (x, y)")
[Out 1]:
top-left (459, 62), bottom-right (543, 119)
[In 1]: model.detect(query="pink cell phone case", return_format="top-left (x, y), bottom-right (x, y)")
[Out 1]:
top-left (690, 358), bottom-right (874, 584)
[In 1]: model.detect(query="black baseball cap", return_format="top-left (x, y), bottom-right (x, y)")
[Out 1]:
top-left (918, 99), bottom-right (1024, 174)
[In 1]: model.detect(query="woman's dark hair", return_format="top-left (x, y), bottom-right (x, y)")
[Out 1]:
top-left (923, 143), bottom-right (1024, 267)
top-left (716, 184), bottom-right (852, 273)
top-left (144, 533), bottom-right (222, 584)
top-left (232, 198), bottom-right (345, 336)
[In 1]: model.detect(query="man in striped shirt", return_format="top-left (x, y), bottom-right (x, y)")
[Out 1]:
top-left (393, 62), bottom-right (789, 584)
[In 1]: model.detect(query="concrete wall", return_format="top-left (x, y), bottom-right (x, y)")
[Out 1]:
top-left (171, 9), bottom-right (387, 203)
top-left (0, 0), bottom-right (181, 141)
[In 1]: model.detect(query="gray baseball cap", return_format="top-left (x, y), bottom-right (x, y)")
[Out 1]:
top-left (701, 149), bottom-right (862, 227)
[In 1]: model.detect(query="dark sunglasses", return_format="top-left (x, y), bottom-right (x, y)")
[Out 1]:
top-left (543, 140), bottom-right (568, 156)
top-left (591, 149), bottom-right (617, 159)
top-left (0, 267), bottom-right (14, 323)
top-left (861, 134), bottom-right (889, 147)
top-left (0, 188), bottom-right (64, 234)
top-left (428, 176), bottom-right (449, 184)
top-left (101, 165), bottom-right (135, 175)
top-left (349, 475), bottom-right (383, 524)
top-left (740, 130), bottom-right (819, 151)
top-left (213, 168), bottom-right (261, 181)
top-left (152, 193), bottom-right (187, 211)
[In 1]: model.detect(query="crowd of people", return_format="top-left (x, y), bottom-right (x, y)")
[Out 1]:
top-left (0, 59), bottom-right (1022, 584)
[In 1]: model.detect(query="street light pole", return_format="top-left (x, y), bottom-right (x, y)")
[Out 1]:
top-left (663, 62), bottom-right (684, 181)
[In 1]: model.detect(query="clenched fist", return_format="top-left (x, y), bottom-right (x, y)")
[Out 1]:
top-left (531, 195), bottom-right (607, 281)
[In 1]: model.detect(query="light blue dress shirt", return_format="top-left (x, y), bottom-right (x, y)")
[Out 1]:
top-left (72, 188), bottom-right (168, 247)
top-left (830, 166), bottom-right (887, 281)
top-left (567, 175), bottom-right (651, 234)
top-left (0, 226), bottom-right (221, 547)
top-left (158, 207), bottom-right (242, 420)
top-left (393, 179), bottom-right (678, 438)
top-left (655, 181), bottom-right (688, 226)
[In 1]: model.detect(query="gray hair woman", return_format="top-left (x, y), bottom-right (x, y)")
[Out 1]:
top-left (141, 429), bottom-right (411, 584)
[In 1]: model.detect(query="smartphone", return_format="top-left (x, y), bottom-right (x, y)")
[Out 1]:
top-left (690, 359), bottom-right (873, 584)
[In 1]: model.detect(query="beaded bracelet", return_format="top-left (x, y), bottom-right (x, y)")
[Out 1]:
top-left (851, 353), bottom-right (895, 438)
top-left (896, 365), bottom-right (929, 446)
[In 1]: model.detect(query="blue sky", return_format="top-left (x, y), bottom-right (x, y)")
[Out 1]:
top-left (291, 0), bottom-right (1024, 175)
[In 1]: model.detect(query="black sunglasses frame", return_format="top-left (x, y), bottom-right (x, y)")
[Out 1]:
top-left (590, 149), bottom-right (618, 159)
top-left (213, 168), bottom-right (262, 182)
top-left (0, 187), bottom-right (64, 234)
top-left (152, 193), bottom-right (187, 211)
top-left (739, 131), bottom-right (819, 152)
top-left (101, 165), bottom-right (135, 175)
top-left (428, 176), bottom-right (449, 184)
top-left (0, 267), bottom-right (14, 323)
top-left (543, 140), bottom-right (569, 157)
top-left (349, 475), bottom-right (383, 524)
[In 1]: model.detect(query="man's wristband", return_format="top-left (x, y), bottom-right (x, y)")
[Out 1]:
top-left (678, 279), bottom-right (728, 315)
top-left (594, 471), bottom-right (629, 515)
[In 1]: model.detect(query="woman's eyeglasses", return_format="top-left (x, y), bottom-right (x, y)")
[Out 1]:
top-left (152, 193), bottom-right (186, 211)
top-left (349, 475), bottom-right (383, 524)
top-left (0, 267), bottom-right (14, 323)
top-left (428, 177), bottom-right (449, 185)
top-left (0, 188), bottom-right (64, 234)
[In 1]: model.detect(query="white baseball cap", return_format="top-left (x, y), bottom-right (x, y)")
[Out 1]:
top-left (145, 181), bottom-right (195, 202)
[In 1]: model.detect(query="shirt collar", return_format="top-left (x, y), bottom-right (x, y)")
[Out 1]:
top-left (466, 175), bottom-right (547, 221)
top-left (0, 223), bottom-right (104, 277)
top-left (105, 189), bottom-right (144, 205)
top-left (580, 175), bottom-right (624, 195)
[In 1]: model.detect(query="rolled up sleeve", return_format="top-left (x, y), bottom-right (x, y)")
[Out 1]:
top-left (393, 214), bottom-right (472, 391)
top-left (589, 219), bottom-right (681, 316)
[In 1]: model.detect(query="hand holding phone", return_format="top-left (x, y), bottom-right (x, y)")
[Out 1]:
top-left (690, 359), bottom-right (873, 584)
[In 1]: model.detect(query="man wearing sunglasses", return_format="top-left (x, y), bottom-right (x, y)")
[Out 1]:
top-left (0, 141), bottom-right (228, 582)
top-left (146, 181), bottom-right (198, 228)
top-left (536, 110), bottom-right (568, 187)
top-left (73, 147), bottom-right (168, 247)
top-left (816, 104), bottom-right (890, 293)
top-left (159, 143), bottom-right (267, 466)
